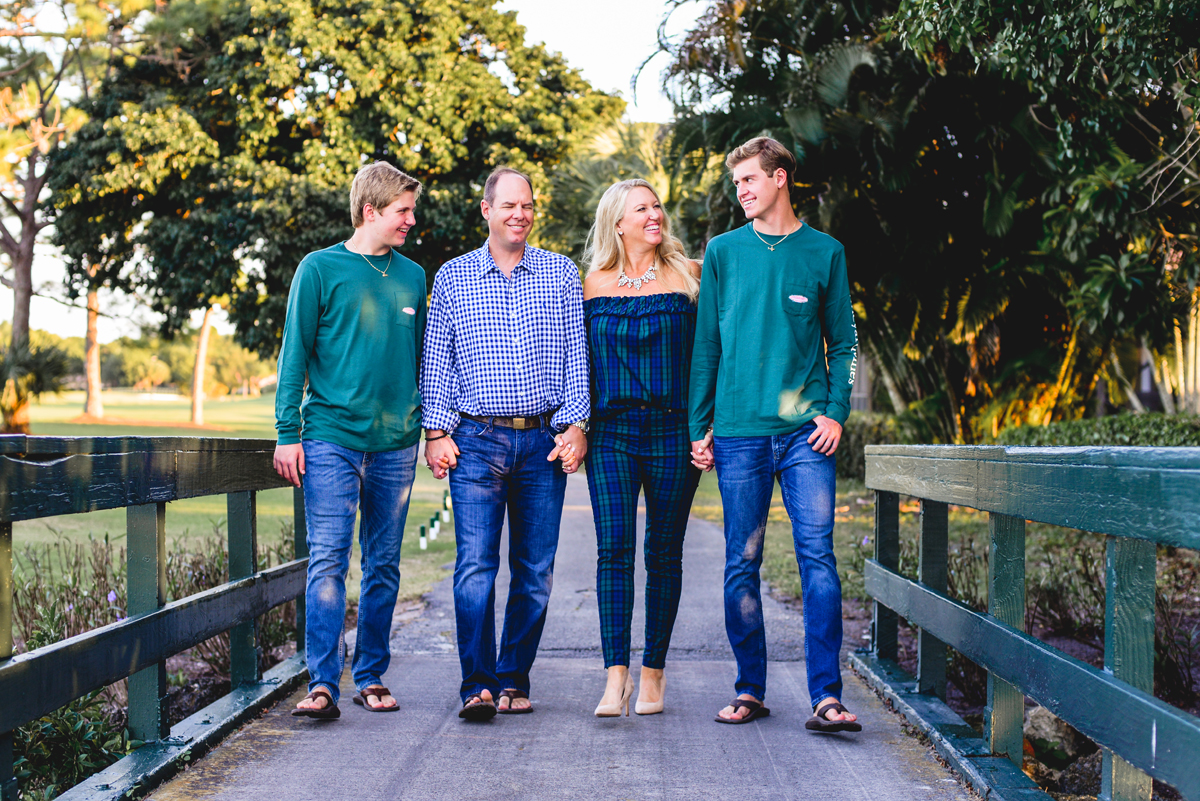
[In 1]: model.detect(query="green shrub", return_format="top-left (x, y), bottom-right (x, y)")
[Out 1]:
top-left (14, 602), bottom-right (135, 801)
top-left (995, 413), bottom-right (1200, 447)
top-left (837, 411), bottom-right (902, 481)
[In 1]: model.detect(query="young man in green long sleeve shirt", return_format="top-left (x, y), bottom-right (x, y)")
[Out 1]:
top-left (689, 137), bottom-right (861, 732)
top-left (274, 162), bottom-right (426, 718)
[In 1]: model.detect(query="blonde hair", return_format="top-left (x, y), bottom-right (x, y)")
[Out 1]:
top-left (350, 162), bottom-right (423, 228)
top-left (583, 179), bottom-right (699, 301)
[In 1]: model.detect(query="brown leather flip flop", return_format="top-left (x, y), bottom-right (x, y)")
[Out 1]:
top-left (497, 688), bottom-right (533, 714)
top-left (352, 686), bottom-right (399, 712)
top-left (714, 698), bottom-right (770, 724)
top-left (459, 694), bottom-right (498, 721)
top-left (805, 700), bottom-right (862, 733)
top-left (291, 688), bottom-right (340, 719)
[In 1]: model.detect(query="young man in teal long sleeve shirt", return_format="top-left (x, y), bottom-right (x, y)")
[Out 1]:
top-left (689, 137), bottom-right (861, 732)
top-left (274, 162), bottom-right (426, 719)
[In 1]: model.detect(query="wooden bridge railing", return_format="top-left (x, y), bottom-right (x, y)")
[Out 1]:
top-left (858, 445), bottom-right (1200, 801)
top-left (0, 436), bottom-right (308, 801)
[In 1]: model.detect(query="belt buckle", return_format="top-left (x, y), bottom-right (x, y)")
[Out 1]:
top-left (513, 416), bottom-right (527, 429)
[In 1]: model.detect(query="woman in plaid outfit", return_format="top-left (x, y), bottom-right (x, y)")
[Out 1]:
top-left (582, 179), bottom-right (709, 717)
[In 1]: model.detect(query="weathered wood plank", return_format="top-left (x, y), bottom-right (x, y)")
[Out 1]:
top-left (175, 450), bottom-right (288, 500)
top-left (227, 492), bottom-right (260, 687)
top-left (864, 560), bottom-right (1200, 798)
top-left (864, 447), bottom-right (1200, 550)
top-left (0, 522), bottom-right (12, 801)
top-left (53, 654), bottom-right (308, 801)
top-left (0, 442), bottom-right (290, 522)
top-left (850, 652), bottom-right (1052, 801)
top-left (1102, 535), bottom-right (1157, 801)
top-left (0, 559), bottom-right (306, 734)
top-left (987, 513), bottom-right (1026, 768)
top-left (918, 500), bottom-right (948, 700)
top-left (873, 490), bottom-right (899, 661)
top-left (127, 504), bottom-right (169, 742)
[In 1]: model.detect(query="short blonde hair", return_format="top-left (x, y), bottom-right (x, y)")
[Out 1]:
top-left (583, 179), bottom-right (699, 302)
top-left (350, 162), bottom-right (423, 228)
top-left (725, 136), bottom-right (796, 193)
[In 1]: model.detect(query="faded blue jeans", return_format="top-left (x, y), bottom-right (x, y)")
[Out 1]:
top-left (302, 440), bottom-right (418, 703)
top-left (713, 421), bottom-right (843, 709)
top-left (449, 418), bottom-right (566, 703)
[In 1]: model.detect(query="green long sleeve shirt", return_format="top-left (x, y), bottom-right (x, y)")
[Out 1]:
top-left (687, 223), bottom-right (858, 441)
top-left (275, 243), bottom-right (426, 452)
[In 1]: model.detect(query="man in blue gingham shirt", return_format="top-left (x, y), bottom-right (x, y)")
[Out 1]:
top-left (421, 167), bottom-right (589, 720)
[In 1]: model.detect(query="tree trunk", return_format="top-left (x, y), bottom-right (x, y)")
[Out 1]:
top-left (191, 304), bottom-right (215, 425)
top-left (84, 283), bottom-right (103, 418)
top-left (1108, 351), bottom-right (1145, 413)
top-left (1145, 338), bottom-right (1177, 414)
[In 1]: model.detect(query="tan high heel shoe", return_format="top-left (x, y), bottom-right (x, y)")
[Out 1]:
top-left (594, 672), bottom-right (635, 717)
top-left (635, 671), bottom-right (666, 715)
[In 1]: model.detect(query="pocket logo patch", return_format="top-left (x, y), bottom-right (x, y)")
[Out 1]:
top-left (788, 294), bottom-right (809, 304)
top-left (402, 307), bottom-right (416, 315)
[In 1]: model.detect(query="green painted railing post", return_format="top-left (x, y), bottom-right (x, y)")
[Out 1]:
top-left (293, 486), bottom-right (307, 653)
top-left (873, 490), bottom-right (900, 661)
top-left (1101, 536), bottom-right (1156, 801)
top-left (228, 491), bottom-right (260, 687)
top-left (127, 503), bottom-right (169, 742)
top-left (917, 499), bottom-right (948, 700)
top-left (1, 521), bottom-right (17, 801)
top-left (986, 513), bottom-right (1026, 768)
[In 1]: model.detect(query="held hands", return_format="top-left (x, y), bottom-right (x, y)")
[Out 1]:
top-left (808, 415), bottom-right (843, 455)
top-left (425, 431), bottom-right (460, 479)
top-left (548, 424), bottom-right (588, 474)
top-left (690, 430), bottom-right (715, 472)
top-left (273, 443), bottom-right (306, 487)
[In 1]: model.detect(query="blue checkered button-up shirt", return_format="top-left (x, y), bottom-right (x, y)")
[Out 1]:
top-left (420, 242), bottom-right (590, 433)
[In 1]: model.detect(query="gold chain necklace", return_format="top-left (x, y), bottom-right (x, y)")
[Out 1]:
top-left (751, 221), bottom-right (800, 252)
top-left (350, 243), bottom-right (392, 277)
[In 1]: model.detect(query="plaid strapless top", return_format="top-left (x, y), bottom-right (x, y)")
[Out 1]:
top-left (583, 292), bottom-right (697, 420)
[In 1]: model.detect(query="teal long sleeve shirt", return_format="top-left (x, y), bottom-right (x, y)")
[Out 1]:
top-left (687, 223), bottom-right (858, 441)
top-left (275, 243), bottom-right (427, 452)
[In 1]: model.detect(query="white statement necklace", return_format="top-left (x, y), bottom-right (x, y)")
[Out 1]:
top-left (617, 262), bottom-right (657, 291)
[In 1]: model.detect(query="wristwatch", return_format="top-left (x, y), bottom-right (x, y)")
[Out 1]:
top-left (570, 419), bottom-right (590, 434)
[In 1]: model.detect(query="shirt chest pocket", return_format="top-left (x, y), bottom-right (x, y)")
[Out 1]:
top-left (395, 292), bottom-right (419, 327)
top-left (783, 284), bottom-right (818, 319)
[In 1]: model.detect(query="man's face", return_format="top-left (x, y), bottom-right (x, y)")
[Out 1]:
top-left (482, 174), bottom-right (534, 249)
top-left (731, 158), bottom-right (786, 220)
top-left (365, 191), bottom-right (417, 248)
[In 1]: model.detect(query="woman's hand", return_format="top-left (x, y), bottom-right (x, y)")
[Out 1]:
top-left (548, 425), bottom-right (588, 474)
top-left (690, 431), bottom-right (714, 472)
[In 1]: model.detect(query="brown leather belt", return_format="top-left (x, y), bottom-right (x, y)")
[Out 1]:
top-left (460, 412), bottom-right (557, 430)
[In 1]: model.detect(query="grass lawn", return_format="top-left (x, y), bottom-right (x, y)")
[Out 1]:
top-left (17, 390), bottom-right (456, 605)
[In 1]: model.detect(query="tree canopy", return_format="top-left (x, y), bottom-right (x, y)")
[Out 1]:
top-left (52, 0), bottom-right (623, 356)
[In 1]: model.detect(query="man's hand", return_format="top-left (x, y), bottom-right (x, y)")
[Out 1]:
top-left (807, 415), bottom-right (843, 455)
top-left (690, 431), bottom-right (715, 472)
top-left (425, 431), bottom-right (460, 479)
top-left (273, 443), bottom-right (305, 487)
top-left (548, 424), bottom-right (588, 474)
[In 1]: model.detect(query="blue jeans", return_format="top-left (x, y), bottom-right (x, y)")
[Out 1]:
top-left (301, 440), bottom-right (418, 703)
top-left (713, 422), bottom-right (843, 709)
top-left (449, 418), bottom-right (566, 703)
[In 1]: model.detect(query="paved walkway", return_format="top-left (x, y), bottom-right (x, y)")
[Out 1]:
top-left (150, 474), bottom-right (970, 801)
